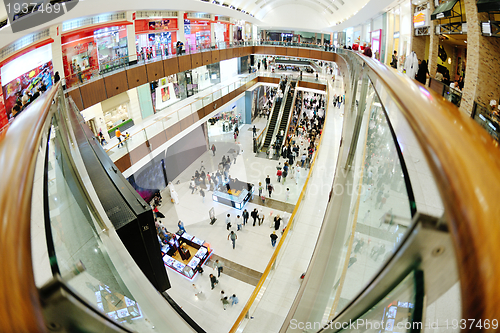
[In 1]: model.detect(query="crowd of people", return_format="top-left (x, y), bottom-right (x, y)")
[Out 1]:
top-left (10, 76), bottom-right (50, 119)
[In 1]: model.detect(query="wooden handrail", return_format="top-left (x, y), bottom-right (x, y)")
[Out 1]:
top-left (354, 54), bottom-right (500, 326)
top-left (0, 83), bottom-right (60, 332)
top-left (228, 80), bottom-right (330, 333)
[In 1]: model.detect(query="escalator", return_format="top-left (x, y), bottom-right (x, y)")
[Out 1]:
top-left (277, 81), bottom-right (296, 137)
top-left (261, 97), bottom-right (282, 150)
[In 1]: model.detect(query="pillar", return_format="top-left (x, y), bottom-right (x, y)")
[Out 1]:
top-left (460, 0), bottom-right (500, 115)
top-left (177, 11), bottom-right (185, 43)
top-left (126, 12), bottom-right (137, 62)
top-left (49, 24), bottom-right (65, 79)
top-left (321, 33), bottom-right (324, 44)
top-left (410, 4), bottom-right (428, 62)
top-left (427, 1), bottom-right (440, 77)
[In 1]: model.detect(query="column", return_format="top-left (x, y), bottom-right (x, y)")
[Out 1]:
top-left (49, 24), bottom-right (65, 79)
top-left (321, 33), bottom-right (324, 44)
top-left (177, 11), bottom-right (185, 44)
top-left (427, 1), bottom-right (440, 77)
top-left (411, 4), bottom-right (429, 63)
top-left (126, 11), bottom-right (137, 62)
top-left (386, 12), bottom-right (395, 65)
top-left (460, 0), bottom-right (500, 115)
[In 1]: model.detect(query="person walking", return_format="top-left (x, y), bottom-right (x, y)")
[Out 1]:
top-left (178, 220), bottom-right (186, 233)
top-left (274, 215), bottom-right (281, 231)
top-left (268, 183), bottom-right (274, 197)
top-left (236, 215), bottom-right (243, 231)
top-left (230, 294), bottom-right (239, 306)
top-left (213, 259), bottom-right (223, 277)
top-left (211, 144), bottom-right (217, 156)
top-left (282, 168), bottom-right (288, 184)
top-left (265, 175), bottom-right (271, 187)
top-left (259, 209), bottom-right (265, 226)
top-left (301, 153), bottom-right (306, 167)
top-left (200, 188), bottom-right (205, 203)
top-left (270, 231), bottom-right (278, 247)
top-left (285, 188), bottom-right (290, 202)
top-left (222, 297), bottom-right (230, 310)
top-left (210, 274), bottom-right (218, 290)
top-left (226, 214), bottom-right (232, 230)
top-left (192, 283), bottom-right (203, 297)
top-left (252, 125), bottom-right (257, 137)
top-left (295, 166), bottom-right (301, 185)
top-left (258, 182), bottom-right (263, 197)
top-left (228, 231), bottom-right (237, 249)
top-left (277, 169), bottom-right (282, 183)
top-left (242, 209), bottom-right (249, 226)
top-left (251, 208), bottom-right (258, 226)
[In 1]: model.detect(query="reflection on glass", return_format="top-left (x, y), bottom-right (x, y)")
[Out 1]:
top-left (333, 93), bottom-right (414, 315)
top-left (335, 271), bottom-right (422, 333)
top-left (46, 120), bottom-right (154, 331)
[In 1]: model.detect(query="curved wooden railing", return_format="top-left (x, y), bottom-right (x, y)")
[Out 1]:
top-left (0, 83), bottom-right (60, 332)
top-left (355, 53), bottom-right (500, 328)
top-left (229, 80), bottom-right (331, 333)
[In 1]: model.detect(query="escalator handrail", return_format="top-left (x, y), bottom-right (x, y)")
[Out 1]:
top-left (345, 51), bottom-right (500, 325)
top-left (269, 82), bottom-right (291, 145)
top-left (0, 83), bottom-right (61, 332)
top-left (259, 81), bottom-right (281, 149)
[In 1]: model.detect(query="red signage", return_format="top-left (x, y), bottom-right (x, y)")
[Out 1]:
top-left (0, 73), bottom-right (7, 129)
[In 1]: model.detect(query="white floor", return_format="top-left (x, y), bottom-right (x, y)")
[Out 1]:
top-left (148, 74), bottom-right (340, 333)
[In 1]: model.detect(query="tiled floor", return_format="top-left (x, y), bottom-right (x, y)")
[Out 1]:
top-left (150, 72), bottom-right (337, 333)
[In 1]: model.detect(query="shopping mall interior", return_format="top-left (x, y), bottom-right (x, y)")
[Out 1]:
top-left (1, 0), bottom-right (500, 332)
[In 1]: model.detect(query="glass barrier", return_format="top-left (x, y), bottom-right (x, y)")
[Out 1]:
top-left (45, 96), bottom-right (155, 332)
top-left (333, 271), bottom-right (423, 333)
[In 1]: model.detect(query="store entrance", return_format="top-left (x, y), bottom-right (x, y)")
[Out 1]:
top-left (185, 71), bottom-right (197, 97)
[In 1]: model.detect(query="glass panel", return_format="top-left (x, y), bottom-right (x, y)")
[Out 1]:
top-left (46, 118), bottom-right (154, 332)
top-left (163, 111), bottom-right (179, 129)
top-left (144, 120), bottom-right (164, 140)
top-left (203, 95), bottom-right (213, 107)
top-left (222, 86), bottom-right (229, 95)
top-left (335, 92), bottom-right (414, 313)
top-left (192, 99), bottom-right (203, 112)
top-left (106, 142), bottom-right (128, 163)
top-left (213, 89), bottom-right (222, 100)
top-left (178, 104), bottom-right (193, 120)
top-left (123, 129), bottom-right (147, 153)
top-left (335, 270), bottom-right (423, 333)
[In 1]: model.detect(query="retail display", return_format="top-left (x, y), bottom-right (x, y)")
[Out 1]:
top-left (160, 232), bottom-right (212, 279)
top-left (212, 179), bottom-right (254, 209)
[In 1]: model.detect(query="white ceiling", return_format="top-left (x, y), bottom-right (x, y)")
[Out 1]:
top-left (0, 0), bottom-right (402, 50)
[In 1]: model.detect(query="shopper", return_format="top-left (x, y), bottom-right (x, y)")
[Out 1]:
top-left (210, 274), bottom-right (218, 290)
top-left (253, 125), bottom-right (257, 137)
top-left (259, 209), bottom-right (265, 226)
top-left (193, 284), bottom-right (203, 297)
top-left (178, 220), bottom-right (186, 233)
top-left (274, 215), bottom-right (281, 231)
top-left (285, 188), bottom-right (290, 202)
top-left (276, 169), bottom-right (282, 183)
top-left (251, 208), bottom-right (258, 226)
top-left (115, 128), bottom-right (123, 148)
top-left (211, 144), bottom-right (217, 156)
top-left (236, 215), bottom-right (243, 231)
top-left (226, 214), bottom-right (232, 230)
top-left (258, 182), bottom-right (263, 197)
top-left (268, 183), bottom-right (274, 197)
top-left (242, 209), bottom-right (249, 226)
top-left (270, 231), bottom-right (278, 247)
top-left (228, 231), bottom-right (237, 249)
top-left (230, 294), bottom-right (239, 306)
top-left (265, 175), bottom-right (271, 187)
top-left (222, 297), bottom-right (230, 310)
top-left (213, 259), bottom-right (223, 277)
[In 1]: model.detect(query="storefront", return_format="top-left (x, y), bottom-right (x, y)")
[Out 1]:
top-left (207, 97), bottom-right (245, 137)
top-left (184, 19), bottom-right (211, 52)
top-left (135, 18), bottom-right (178, 60)
top-left (1, 44), bottom-right (54, 120)
top-left (213, 20), bottom-right (230, 45)
top-left (155, 74), bottom-right (180, 111)
top-left (62, 23), bottom-right (131, 87)
top-left (233, 20), bottom-right (245, 42)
